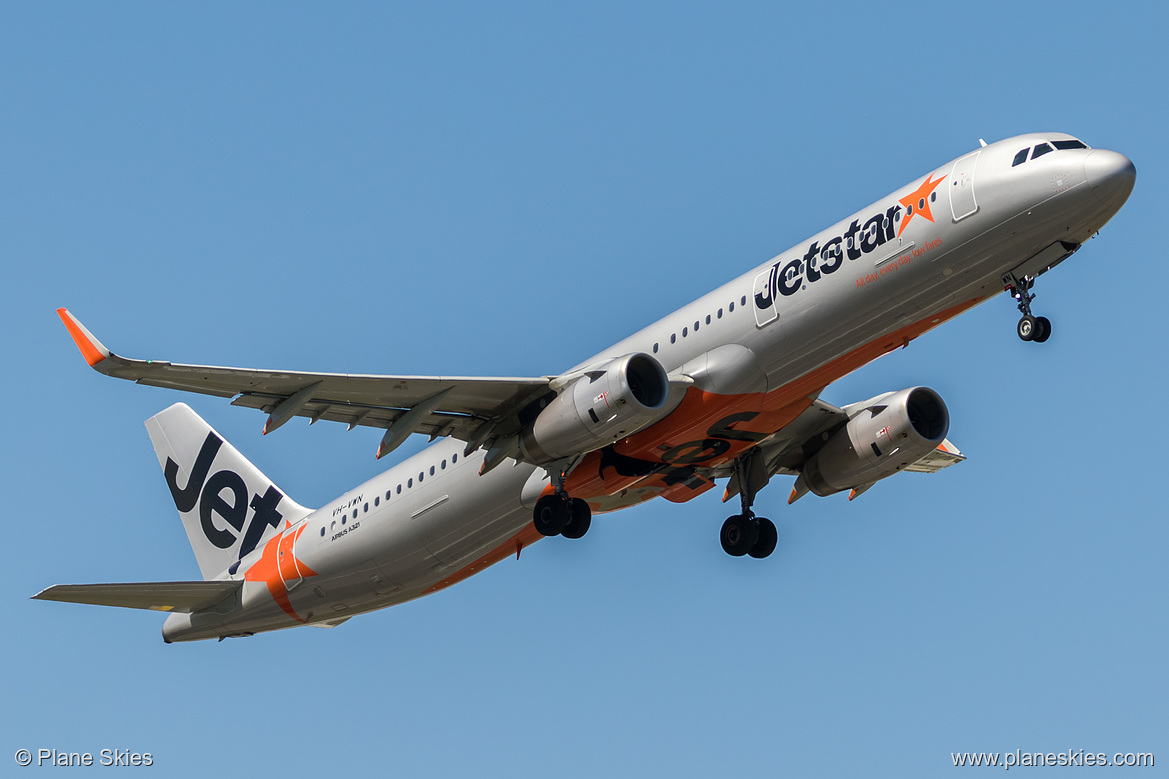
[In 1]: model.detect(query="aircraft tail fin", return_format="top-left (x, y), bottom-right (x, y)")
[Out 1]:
top-left (32, 581), bottom-right (242, 613)
top-left (145, 403), bottom-right (312, 580)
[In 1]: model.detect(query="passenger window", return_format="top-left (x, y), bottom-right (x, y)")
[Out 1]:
top-left (694, 320), bottom-right (699, 331)
top-left (452, 453), bottom-right (458, 463)
top-left (374, 497), bottom-right (380, 507)
top-left (385, 490), bottom-right (391, 500)
top-left (1012, 148), bottom-right (1029, 166)
top-left (717, 308), bottom-right (723, 319)
top-left (729, 302), bottom-right (735, 312)
top-left (441, 459), bottom-right (447, 470)
top-left (1052, 139), bottom-right (1088, 150)
top-left (670, 333), bottom-right (677, 344)
top-left (352, 510), bottom-right (358, 519)
top-left (430, 466), bottom-right (435, 476)
top-left (418, 472), bottom-right (424, 482)
top-left (741, 296), bottom-right (747, 306)
top-left (653, 343), bottom-right (658, 353)
top-left (705, 314), bottom-right (711, 325)
top-left (682, 327), bottom-right (688, 337)
top-left (408, 478), bottom-right (413, 488)
top-left (397, 484), bottom-right (402, 494)
top-left (363, 503), bottom-right (368, 513)
top-left (1031, 143), bottom-right (1054, 160)
top-left (342, 517), bottom-right (347, 525)
top-left (320, 527), bottom-right (325, 537)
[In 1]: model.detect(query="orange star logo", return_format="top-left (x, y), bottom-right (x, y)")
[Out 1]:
top-left (244, 523), bottom-right (318, 623)
top-left (897, 173), bottom-right (946, 237)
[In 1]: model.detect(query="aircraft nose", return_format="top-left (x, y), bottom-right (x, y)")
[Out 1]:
top-left (1083, 149), bottom-right (1136, 208)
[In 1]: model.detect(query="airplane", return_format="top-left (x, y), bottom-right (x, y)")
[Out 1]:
top-left (35, 132), bottom-right (1135, 642)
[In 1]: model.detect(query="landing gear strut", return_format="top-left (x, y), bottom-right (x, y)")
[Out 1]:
top-left (720, 451), bottom-right (777, 559)
top-left (1004, 271), bottom-right (1051, 343)
top-left (533, 459), bottom-right (591, 539)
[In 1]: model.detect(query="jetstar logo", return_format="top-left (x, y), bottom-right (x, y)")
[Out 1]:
top-left (164, 431), bottom-right (285, 559)
top-left (897, 173), bottom-right (945, 236)
top-left (245, 524), bottom-right (318, 623)
top-left (754, 173), bottom-right (946, 310)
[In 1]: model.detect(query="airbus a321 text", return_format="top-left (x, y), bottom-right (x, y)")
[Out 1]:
top-left (37, 133), bottom-right (1135, 642)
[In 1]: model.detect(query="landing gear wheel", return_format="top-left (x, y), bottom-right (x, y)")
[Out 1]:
top-left (1017, 315), bottom-right (1038, 341)
top-left (720, 514), bottom-right (759, 557)
top-left (533, 494), bottom-right (571, 537)
top-left (1032, 316), bottom-right (1051, 343)
top-left (748, 517), bottom-right (777, 559)
top-left (561, 499), bottom-right (592, 539)
top-left (1005, 271), bottom-right (1054, 344)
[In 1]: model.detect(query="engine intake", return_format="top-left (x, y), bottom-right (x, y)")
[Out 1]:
top-left (520, 353), bottom-right (670, 463)
top-left (798, 387), bottom-right (949, 497)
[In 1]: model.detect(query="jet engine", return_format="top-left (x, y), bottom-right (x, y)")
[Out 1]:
top-left (519, 353), bottom-right (671, 463)
top-left (795, 387), bottom-right (949, 497)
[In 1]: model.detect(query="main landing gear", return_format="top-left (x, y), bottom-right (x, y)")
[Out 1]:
top-left (720, 513), bottom-right (777, 558)
top-left (533, 459), bottom-right (591, 539)
top-left (533, 493), bottom-right (591, 539)
top-left (721, 451), bottom-right (777, 559)
top-left (1004, 271), bottom-right (1051, 343)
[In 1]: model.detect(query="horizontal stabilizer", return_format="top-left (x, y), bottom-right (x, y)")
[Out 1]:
top-left (32, 580), bottom-right (242, 613)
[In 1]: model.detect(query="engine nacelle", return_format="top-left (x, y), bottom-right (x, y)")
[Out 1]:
top-left (798, 387), bottom-right (949, 497)
top-left (520, 353), bottom-right (671, 464)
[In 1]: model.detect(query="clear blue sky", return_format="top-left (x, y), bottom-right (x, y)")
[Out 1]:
top-left (3, 3), bottom-right (1165, 776)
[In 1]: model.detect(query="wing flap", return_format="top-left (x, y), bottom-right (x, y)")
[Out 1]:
top-left (32, 581), bottom-right (242, 613)
top-left (903, 438), bottom-right (966, 472)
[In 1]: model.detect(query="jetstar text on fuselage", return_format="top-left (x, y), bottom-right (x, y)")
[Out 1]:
top-left (754, 175), bottom-right (945, 310)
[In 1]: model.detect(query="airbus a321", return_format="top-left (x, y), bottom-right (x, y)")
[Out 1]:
top-left (37, 133), bottom-right (1135, 642)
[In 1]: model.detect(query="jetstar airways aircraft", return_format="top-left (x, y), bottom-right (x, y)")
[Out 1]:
top-left (36, 132), bottom-right (1135, 642)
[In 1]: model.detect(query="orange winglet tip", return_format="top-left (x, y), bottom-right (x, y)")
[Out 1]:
top-left (787, 488), bottom-right (798, 505)
top-left (56, 308), bottom-right (110, 367)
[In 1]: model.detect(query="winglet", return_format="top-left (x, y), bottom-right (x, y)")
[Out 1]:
top-left (57, 308), bottom-right (111, 367)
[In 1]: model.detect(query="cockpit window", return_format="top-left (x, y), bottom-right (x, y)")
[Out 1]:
top-left (1014, 139), bottom-right (1088, 169)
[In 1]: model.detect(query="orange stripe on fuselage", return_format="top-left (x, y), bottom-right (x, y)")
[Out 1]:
top-left (245, 524), bottom-right (318, 623)
top-left (427, 298), bottom-right (982, 591)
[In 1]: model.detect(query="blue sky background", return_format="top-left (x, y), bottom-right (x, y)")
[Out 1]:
top-left (3, 3), bottom-right (1165, 776)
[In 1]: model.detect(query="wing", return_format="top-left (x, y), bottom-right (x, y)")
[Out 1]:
top-left (58, 309), bottom-right (553, 459)
top-left (32, 581), bottom-right (242, 613)
top-left (902, 438), bottom-right (966, 472)
top-left (715, 398), bottom-right (965, 501)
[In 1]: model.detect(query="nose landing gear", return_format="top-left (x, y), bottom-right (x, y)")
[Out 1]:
top-left (1004, 271), bottom-right (1051, 343)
